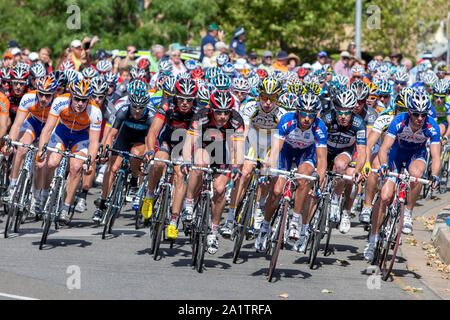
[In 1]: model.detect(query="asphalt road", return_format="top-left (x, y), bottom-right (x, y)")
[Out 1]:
top-left (0, 186), bottom-right (442, 300)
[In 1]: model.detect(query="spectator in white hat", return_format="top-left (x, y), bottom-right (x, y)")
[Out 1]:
top-left (334, 51), bottom-right (352, 78)
top-left (257, 51), bottom-right (274, 74)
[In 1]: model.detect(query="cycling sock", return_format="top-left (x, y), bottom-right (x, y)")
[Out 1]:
top-left (227, 207), bottom-right (236, 222)
top-left (301, 224), bottom-right (309, 234)
top-left (363, 203), bottom-right (373, 209)
top-left (342, 209), bottom-right (350, 217)
top-left (258, 197), bottom-right (266, 208)
top-left (170, 214), bottom-right (177, 226)
top-left (261, 220), bottom-right (270, 232)
top-left (184, 198), bottom-right (194, 208)
top-left (146, 190), bottom-right (155, 198)
top-left (100, 199), bottom-right (107, 210)
top-left (62, 203), bottom-right (70, 212)
top-left (369, 234), bottom-right (379, 244)
top-left (8, 178), bottom-right (17, 190)
top-left (130, 176), bottom-right (138, 188)
top-left (32, 187), bottom-right (40, 200)
top-left (404, 208), bottom-right (412, 217)
top-left (80, 189), bottom-right (88, 200)
top-left (40, 189), bottom-right (49, 201)
top-left (291, 213), bottom-right (300, 226)
top-left (211, 224), bottom-right (219, 236)
top-left (331, 192), bottom-right (340, 204)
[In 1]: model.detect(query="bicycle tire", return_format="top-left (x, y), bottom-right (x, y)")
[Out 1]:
top-left (309, 197), bottom-right (328, 269)
top-left (135, 177), bottom-right (148, 229)
top-left (39, 178), bottom-right (61, 250)
top-left (232, 188), bottom-right (255, 264)
top-left (102, 172), bottom-right (123, 239)
top-left (14, 172), bottom-right (30, 233)
top-left (379, 203), bottom-right (404, 281)
top-left (196, 195), bottom-right (210, 273)
top-left (152, 185), bottom-right (169, 260)
top-left (268, 201), bottom-right (288, 282)
top-left (190, 213), bottom-right (199, 266)
top-left (439, 155), bottom-right (449, 194)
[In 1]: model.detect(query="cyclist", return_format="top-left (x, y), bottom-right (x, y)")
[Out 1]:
top-left (323, 90), bottom-right (367, 234)
top-left (224, 77), bottom-right (286, 237)
top-left (1, 75), bottom-right (57, 216)
top-left (28, 63), bottom-right (47, 91)
top-left (0, 90), bottom-right (11, 145)
top-left (93, 80), bottom-right (154, 222)
top-left (142, 78), bottom-right (200, 240)
top-left (350, 80), bottom-right (378, 135)
top-left (36, 79), bottom-right (102, 225)
top-left (359, 88), bottom-right (411, 225)
top-left (255, 92), bottom-right (328, 253)
top-left (431, 80), bottom-right (450, 139)
top-left (181, 89), bottom-right (245, 254)
top-left (364, 89), bottom-right (441, 261)
top-left (8, 63), bottom-right (30, 125)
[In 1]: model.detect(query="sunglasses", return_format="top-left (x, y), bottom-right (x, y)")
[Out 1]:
top-left (410, 112), bottom-right (427, 118)
top-left (298, 111), bottom-right (317, 118)
top-left (93, 94), bottom-right (106, 99)
top-left (213, 109), bottom-right (231, 115)
top-left (37, 92), bottom-right (54, 98)
top-left (434, 95), bottom-right (446, 100)
top-left (395, 81), bottom-right (408, 86)
top-left (367, 95), bottom-right (377, 101)
top-left (379, 94), bottom-right (390, 99)
top-left (12, 80), bottom-right (26, 86)
top-left (73, 96), bottom-right (89, 103)
top-left (260, 95), bottom-right (277, 102)
top-left (176, 95), bottom-right (195, 103)
top-left (336, 109), bottom-right (352, 116)
top-left (131, 104), bottom-right (146, 110)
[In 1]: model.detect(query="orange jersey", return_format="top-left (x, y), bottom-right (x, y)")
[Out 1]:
top-left (17, 90), bottom-right (52, 122)
top-left (0, 92), bottom-right (10, 115)
top-left (49, 94), bottom-right (102, 132)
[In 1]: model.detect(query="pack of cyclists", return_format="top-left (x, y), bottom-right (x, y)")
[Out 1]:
top-left (1, 50), bottom-right (449, 277)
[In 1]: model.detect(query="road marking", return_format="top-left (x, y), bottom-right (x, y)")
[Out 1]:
top-left (0, 292), bottom-right (39, 300)
top-left (16, 228), bottom-right (149, 238)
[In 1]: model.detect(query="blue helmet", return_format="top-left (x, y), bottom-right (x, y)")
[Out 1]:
top-left (408, 89), bottom-right (431, 112)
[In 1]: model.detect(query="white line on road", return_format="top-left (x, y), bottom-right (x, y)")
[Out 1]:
top-left (0, 292), bottom-right (39, 300)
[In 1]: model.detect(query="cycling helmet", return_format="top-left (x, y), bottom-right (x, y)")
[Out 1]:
top-left (210, 89), bottom-right (234, 110)
top-left (36, 74), bottom-right (58, 93)
top-left (327, 81), bottom-right (346, 97)
top-left (103, 72), bottom-right (118, 85)
top-left (11, 63), bottom-right (30, 80)
top-left (81, 67), bottom-right (99, 80)
top-left (158, 60), bottom-right (173, 74)
top-left (435, 62), bottom-right (447, 74)
top-left (30, 63), bottom-right (47, 79)
top-left (287, 79), bottom-right (303, 95)
top-left (297, 67), bottom-right (307, 78)
top-left (255, 68), bottom-right (268, 80)
top-left (278, 93), bottom-right (299, 111)
top-left (377, 80), bottom-right (392, 95)
top-left (259, 77), bottom-right (282, 95)
top-left (130, 67), bottom-right (146, 80)
top-left (350, 80), bottom-right (369, 101)
top-left (53, 70), bottom-right (68, 88)
top-left (69, 79), bottom-right (92, 98)
top-left (162, 75), bottom-right (177, 96)
top-left (367, 82), bottom-right (379, 96)
top-left (423, 71), bottom-right (438, 86)
top-left (137, 58), bottom-right (150, 70)
top-left (212, 74), bottom-right (231, 90)
top-left (351, 64), bottom-right (365, 77)
top-left (394, 87), bottom-right (413, 110)
top-left (216, 54), bottom-right (229, 67)
top-left (191, 67), bottom-right (205, 80)
top-left (408, 89), bottom-right (431, 112)
top-left (333, 90), bottom-right (357, 110)
top-left (175, 78), bottom-right (198, 97)
top-left (395, 65), bottom-right (407, 74)
top-left (90, 76), bottom-right (109, 95)
top-left (231, 77), bottom-right (250, 93)
top-left (297, 93), bottom-right (321, 112)
top-left (222, 63), bottom-right (235, 76)
top-left (127, 80), bottom-right (149, 107)
top-left (177, 72), bottom-right (191, 80)
top-left (334, 74), bottom-right (349, 87)
top-left (367, 60), bottom-right (380, 73)
top-left (433, 79), bottom-right (448, 95)
top-left (315, 69), bottom-right (328, 83)
top-left (184, 59), bottom-right (198, 72)
top-left (60, 59), bottom-right (75, 71)
top-left (394, 71), bottom-right (409, 82)
top-left (96, 60), bottom-right (113, 73)
top-left (205, 66), bottom-right (222, 82)
top-left (322, 64), bottom-right (334, 74)
top-left (198, 84), bottom-right (214, 101)
top-left (1, 67), bottom-right (11, 81)
top-left (65, 69), bottom-right (81, 83)
top-left (303, 82), bottom-right (321, 96)
top-left (247, 74), bottom-right (260, 89)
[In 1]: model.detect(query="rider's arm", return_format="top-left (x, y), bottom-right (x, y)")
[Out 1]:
top-left (268, 136), bottom-right (284, 169)
top-left (182, 130), bottom-right (195, 164)
top-left (365, 130), bottom-right (381, 163)
top-left (145, 116), bottom-right (164, 153)
top-left (8, 110), bottom-right (28, 142)
top-left (316, 146), bottom-right (327, 187)
top-left (0, 114), bottom-right (9, 141)
top-left (87, 129), bottom-right (100, 164)
top-left (38, 114), bottom-right (58, 154)
top-left (377, 135), bottom-right (395, 167)
top-left (354, 143), bottom-right (367, 174)
top-left (444, 114), bottom-right (450, 139)
top-left (430, 143), bottom-right (441, 176)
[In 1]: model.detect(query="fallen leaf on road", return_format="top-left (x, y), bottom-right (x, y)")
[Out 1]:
top-left (445, 289), bottom-right (450, 292)
top-left (403, 286), bottom-right (423, 293)
top-left (442, 275), bottom-right (449, 280)
top-left (335, 260), bottom-right (342, 265)
top-left (278, 293), bottom-right (289, 298)
top-left (321, 289), bottom-right (334, 294)
top-left (406, 266), bottom-right (417, 271)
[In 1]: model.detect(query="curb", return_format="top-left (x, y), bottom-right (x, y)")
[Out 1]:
top-left (432, 210), bottom-right (450, 264)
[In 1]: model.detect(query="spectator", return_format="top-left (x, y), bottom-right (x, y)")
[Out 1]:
top-left (11, 48), bottom-right (22, 64)
top-left (8, 40), bottom-right (21, 50)
top-left (247, 51), bottom-right (259, 69)
top-left (272, 51), bottom-right (289, 72)
top-left (230, 27), bottom-right (246, 58)
top-left (258, 51), bottom-right (274, 74)
top-left (373, 53), bottom-right (383, 64)
top-left (38, 47), bottom-right (53, 73)
top-left (228, 48), bottom-right (237, 64)
top-left (210, 42), bottom-right (229, 66)
top-left (401, 57), bottom-right (413, 72)
top-left (2, 53), bottom-right (14, 68)
top-left (119, 66), bottom-right (131, 83)
top-left (55, 49), bottom-right (70, 70)
top-left (21, 48), bottom-right (31, 64)
top-left (312, 51), bottom-right (327, 71)
top-left (389, 52), bottom-right (402, 66)
top-left (199, 23), bottom-right (224, 62)
top-left (28, 52), bottom-right (40, 65)
top-left (301, 63), bottom-right (313, 75)
top-left (287, 53), bottom-right (301, 71)
top-left (169, 49), bottom-right (187, 76)
top-left (334, 51), bottom-right (352, 78)
top-left (149, 44), bottom-right (165, 73)
top-left (69, 39), bottom-right (84, 71)
top-left (119, 45), bottom-right (137, 70)
top-left (201, 43), bottom-right (215, 68)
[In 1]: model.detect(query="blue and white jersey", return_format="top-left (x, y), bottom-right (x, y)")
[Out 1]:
top-left (274, 112), bottom-right (328, 149)
top-left (386, 112), bottom-right (440, 150)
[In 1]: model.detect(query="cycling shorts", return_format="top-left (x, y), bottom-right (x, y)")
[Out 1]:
top-left (277, 144), bottom-right (316, 172)
top-left (19, 116), bottom-right (45, 142)
top-left (245, 133), bottom-right (271, 161)
top-left (387, 145), bottom-right (427, 182)
top-left (327, 145), bottom-right (354, 168)
top-left (49, 124), bottom-right (89, 154)
top-left (112, 126), bottom-right (146, 153)
top-left (157, 126), bottom-right (185, 162)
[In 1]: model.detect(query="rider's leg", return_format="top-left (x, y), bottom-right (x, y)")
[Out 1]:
top-left (227, 161), bottom-right (253, 222)
top-left (101, 155), bottom-right (122, 202)
top-left (371, 180), bottom-right (395, 236)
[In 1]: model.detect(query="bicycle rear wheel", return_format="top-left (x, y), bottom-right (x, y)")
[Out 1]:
top-left (232, 189), bottom-right (255, 264)
top-left (196, 195), bottom-right (210, 273)
top-left (151, 186), bottom-right (169, 260)
top-left (14, 173), bottom-right (31, 233)
top-left (102, 173), bottom-right (123, 239)
top-left (439, 155), bottom-right (449, 194)
top-left (39, 178), bottom-right (61, 250)
top-left (268, 201), bottom-right (287, 282)
top-left (309, 197), bottom-right (328, 269)
top-left (135, 177), bottom-right (148, 229)
top-left (379, 203), bottom-right (404, 281)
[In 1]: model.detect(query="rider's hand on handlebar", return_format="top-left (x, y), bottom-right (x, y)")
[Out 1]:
top-left (378, 164), bottom-right (389, 177)
top-left (180, 163), bottom-right (192, 176)
top-left (430, 174), bottom-right (440, 190)
top-left (352, 172), bottom-right (361, 184)
top-left (144, 150), bottom-right (155, 163)
top-left (230, 166), bottom-right (242, 181)
top-left (360, 162), bottom-right (371, 180)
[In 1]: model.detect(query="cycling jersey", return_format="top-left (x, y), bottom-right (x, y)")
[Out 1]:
top-left (241, 101), bottom-right (287, 133)
top-left (8, 91), bottom-right (27, 123)
top-left (0, 92), bottom-right (10, 115)
top-left (149, 90), bottom-right (163, 109)
top-left (431, 99), bottom-right (450, 124)
top-left (355, 104), bottom-right (378, 129)
top-left (372, 114), bottom-right (394, 135)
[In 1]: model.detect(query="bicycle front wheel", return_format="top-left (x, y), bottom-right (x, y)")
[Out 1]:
top-left (232, 189), bottom-right (255, 264)
top-left (196, 195), bottom-right (211, 273)
top-left (268, 201), bottom-right (288, 282)
top-left (309, 197), bottom-right (328, 269)
top-left (39, 178), bottom-right (61, 250)
top-left (152, 185), bottom-right (169, 260)
top-left (102, 173), bottom-right (123, 239)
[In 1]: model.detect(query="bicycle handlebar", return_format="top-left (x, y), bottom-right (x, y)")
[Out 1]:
top-left (369, 168), bottom-right (430, 185)
top-left (191, 165), bottom-right (232, 175)
top-left (10, 141), bottom-right (39, 151)
top-left (244, 156), bottom-right (267, 165)
top-left (269, 168), bottom-right (317, 181)
top-left (104, 146), bottom-right (144, 161)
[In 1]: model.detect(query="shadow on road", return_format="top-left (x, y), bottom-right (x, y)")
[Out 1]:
top-left (251, 268), bottom-right (311, 283)
top-left (32, 238), bottom-right (93, 250)
top-left (171, 258), bottom-right (232, 271)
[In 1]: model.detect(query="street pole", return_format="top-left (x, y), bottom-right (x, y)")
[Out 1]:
top-left (355, 0), bottom-right (362, 58)
top-left (447, 11), bottom-right (449, 68)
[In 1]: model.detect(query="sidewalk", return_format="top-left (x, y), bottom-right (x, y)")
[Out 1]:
top-left (400, 191), bottom-right (450, 300)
